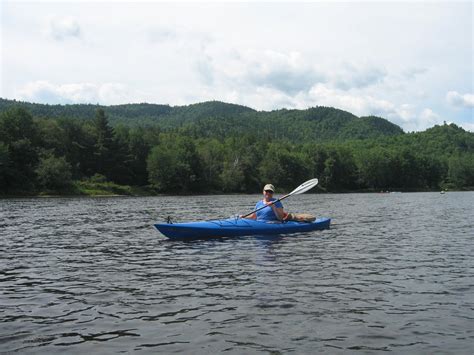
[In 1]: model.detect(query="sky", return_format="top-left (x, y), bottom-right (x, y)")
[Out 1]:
top-left (1, 0), bottom-right (473, 132)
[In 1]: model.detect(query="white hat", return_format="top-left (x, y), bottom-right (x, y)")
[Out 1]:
top-left (263, 184), bottom-right (275, 192)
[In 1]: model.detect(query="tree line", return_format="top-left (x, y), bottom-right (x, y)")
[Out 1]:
top-left (0, 107), bottom-right (473, 195)
top-left (0, 99), bottom-right (405, 142)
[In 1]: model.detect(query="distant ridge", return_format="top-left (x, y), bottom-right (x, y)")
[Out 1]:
top-left (0, 98), bottom-right (254, 121)
top-left (0, 97), bottom-right (472, 194)
top-left (0, 97), bottom-right (404, 142)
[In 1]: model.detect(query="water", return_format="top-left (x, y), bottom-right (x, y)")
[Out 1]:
top-left (1, 192), bottom-right (473, 354)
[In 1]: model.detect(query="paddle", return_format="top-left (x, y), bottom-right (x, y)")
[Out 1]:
top-left (240, 178), bottom-right (319, 219)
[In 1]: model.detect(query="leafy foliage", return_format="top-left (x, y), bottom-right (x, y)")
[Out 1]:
top-left (0, 98), bottom-right (403, 142)
top-left (35, 153), bottom-right (73, 190)
top-left (147, 134), bottom-right (202, 192)
top-left (0, 100), bottom-right (472, 195)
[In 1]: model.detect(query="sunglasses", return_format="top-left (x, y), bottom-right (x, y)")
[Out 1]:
top-left (264, 190), bottom-right (274, 193)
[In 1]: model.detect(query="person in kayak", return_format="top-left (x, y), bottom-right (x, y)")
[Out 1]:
top-left (242, 184), bottom-right (286, 222)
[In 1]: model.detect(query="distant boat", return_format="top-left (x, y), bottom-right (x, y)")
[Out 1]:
top-left (440, 190), bottom-right (446, 194)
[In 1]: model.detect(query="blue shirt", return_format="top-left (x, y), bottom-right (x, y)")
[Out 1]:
top-left (255, 199), bottom-right (283, 221)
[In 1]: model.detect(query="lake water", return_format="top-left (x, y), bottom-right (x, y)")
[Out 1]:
top-left (1, 192), bottom-right (473, 354)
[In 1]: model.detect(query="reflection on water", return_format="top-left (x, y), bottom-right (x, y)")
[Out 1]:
top-left (1, 192), bottom-right (473, 353)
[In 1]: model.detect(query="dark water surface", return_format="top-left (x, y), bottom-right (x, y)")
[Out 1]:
top-left (1, 192), bottom-right (473, 354)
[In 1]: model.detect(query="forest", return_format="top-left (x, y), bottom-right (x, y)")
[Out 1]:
top-left (0, 99), bottom-right (473, 195)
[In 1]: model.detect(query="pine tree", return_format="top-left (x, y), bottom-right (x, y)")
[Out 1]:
top-left (93, 109), bottom-right (114, 178)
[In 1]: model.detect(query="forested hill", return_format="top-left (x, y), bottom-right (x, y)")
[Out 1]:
top-left (0, 98), bottom-right (403, 142)
top-left (0, 98), bottom-right (253, 124)
top-left (0, 98), bottom-right (472, 195)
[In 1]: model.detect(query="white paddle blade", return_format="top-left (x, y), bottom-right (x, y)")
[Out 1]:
top-left (290, 178), bottom-right (319, 195)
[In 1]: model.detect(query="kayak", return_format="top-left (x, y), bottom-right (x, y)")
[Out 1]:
top-left (154, 217), bottom-right (331, 240)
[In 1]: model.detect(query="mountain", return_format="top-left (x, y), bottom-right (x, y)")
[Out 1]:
top-left (0, 98), bottom-right (404, 142)
top-left (340, 115), bottom-right (405, 140)
top-left (393, 122), bottom-right (474, 157)
top-left (0, 98), bottom-right (172, 123)
top-left (1, 99), bottom-right (472, 194)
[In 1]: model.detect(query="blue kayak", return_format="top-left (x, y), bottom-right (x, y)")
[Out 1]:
top-left (154, 217), bottom-right (331, 239)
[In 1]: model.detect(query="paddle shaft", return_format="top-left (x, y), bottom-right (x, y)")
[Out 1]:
top-left (240, 193), bottom-right (290, 219)
top-left (239, 178), bottom-right (319, 219)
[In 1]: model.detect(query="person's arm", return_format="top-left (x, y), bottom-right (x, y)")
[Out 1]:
top-left (265, 200), bottom-right (284, 221)
top-left (270, 205), bottom-right (285, 221)
top-left (241, 201), bottom-right (262, 219)
top-left (241, 212), bottom-right (256, 219)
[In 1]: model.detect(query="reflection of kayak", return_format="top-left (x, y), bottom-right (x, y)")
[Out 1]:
top-left (154, 217), bottom-right (331, 240)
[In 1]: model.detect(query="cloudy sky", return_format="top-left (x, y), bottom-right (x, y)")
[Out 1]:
top-left (1, 0), bottom-right (472, 131)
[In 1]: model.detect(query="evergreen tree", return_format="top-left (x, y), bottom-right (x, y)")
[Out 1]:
top-left (35, 152), bottom-right (73, 190)
top-left (147, 135), bottom-right (202, 192)
top-left (0, 142), bottom-right (11, 192)
top-left (93, 109), bottom-right (115, 179)
top-left (0, 108), bottom-right (39, 191)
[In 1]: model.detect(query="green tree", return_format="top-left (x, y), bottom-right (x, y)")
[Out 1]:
top-left (418, 155), bottom-right (444, 189)
top-left (302, 143), bottom-right (329, 183)
top-left (36, 118), bottom-right (68, 156)
top-left (0, 107), bottom-right (38, 144)
top-left (128, 127), bottom-right (151, 186)
top-left (108, 124), bottom-right (134, 185)
top-left (0, 108), bottom-right (39, 191)
top-left (220, 159), bottom-right (245, 192)
top-left (5, 139), bottom-right (38, 191)
top-left (221, 135), bottom-right (263, 192)
top-left (448, 155), bottom-right (474, 188)
top-left (355, 148), bottom-right (392, 189)
top-left (0, 142), bottom-right (11, 192)
top-left (320, 147), bottom-right (357, 190)
top-left (58, 118), bottom-right (96, 178)
top-left (94, 108), bottom-right (115, 177)
top-left (0, 99), bottom-right (473, 194)
top-left (197, 139), bottom-right (224, 191)
top-left (391, 149), bottom-right (421, 188)
top-left (147, 135), bottom-right (202, 192)
top-left (259, 143), bottom-right (312, 190)
top-left (35, 153), bottom-right (73, 190)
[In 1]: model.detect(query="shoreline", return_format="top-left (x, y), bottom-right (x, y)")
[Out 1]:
top-left (1, 188), bottom-right (471, 199)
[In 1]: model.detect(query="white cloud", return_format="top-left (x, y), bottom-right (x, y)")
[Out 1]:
top-left (307, 84), bottom-right (395, 117)
top-left (48, 17), bottom-right (81, 40)
top-left (2, 2), bottom-right (472, 131)
top-left (146, 26), bottom-right (178, 43)
top-left (203, 49), bottom-right (385, 100)
top-left (209, 50), bottom-right (326, 95)
top-left (247, 51), bottom-right (325, 95)
top-left (241, 87), bottom-right (301, 111)
top-left (446, 91), bottom-right (474, 108)
top-left (383, 105), bottom-right (444, 131)
top-left (332, 63), bottom-right (387, 90)
top-left (420, 108), bottom-right (439, 120)
top-left (16, 81), bottom-right (135, 105)
top-left (401, 67), bottom-right (428, 79)
top-left (305, 84), bottom-right (445, 131)
top-left (194, 55), bottom-right (215, 86)
top-left (419, 108), bottom-right (441, 127)
top-left (461, 122), bottom-right (474, 132)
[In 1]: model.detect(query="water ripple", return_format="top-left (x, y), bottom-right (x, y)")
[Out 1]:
top-left (1, 192), bottom-right (473, 353)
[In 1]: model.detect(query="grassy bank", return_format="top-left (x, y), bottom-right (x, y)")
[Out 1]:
top-left (1, 180), bottom-right (472, 198)
top-left (72, 180), bottom-right (133, 196)
top-left (0, 181), bottom-right (156, 197)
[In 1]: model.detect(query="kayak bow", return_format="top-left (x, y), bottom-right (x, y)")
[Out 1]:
top-left (154, 217), bottom-right (331, 239)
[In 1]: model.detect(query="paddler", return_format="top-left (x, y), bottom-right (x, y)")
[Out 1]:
top-left (241, 184), bottom-right (286, 222)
